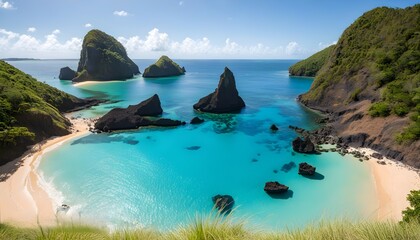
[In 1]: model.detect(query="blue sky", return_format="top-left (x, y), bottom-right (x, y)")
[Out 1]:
top-left (0, 0), bottom-right (418, 59)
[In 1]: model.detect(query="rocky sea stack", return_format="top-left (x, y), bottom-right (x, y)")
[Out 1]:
top-left (212, 195), bottom-right (234, 213)
top-left (193, 67), bottom-right (245, 113)
top-left (72, 29), bottom-right (139, 82)
top-left (264, 182), bottom-right (289, 194)
top-left (143, 55), bottom-right (185, 78)
top-left (298, 162), bottom-right (316, 175)
top-left (95, 94), bottom-right (185, 131)
top-left (59, 67), bottom-right (76, 80)
top-left (292, 137), bottom-right (316, 153)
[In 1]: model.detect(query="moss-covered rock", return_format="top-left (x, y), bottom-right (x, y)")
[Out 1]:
top-left (0, 60), bottom-right (97, 165)
top-left (288, 45), bottom-right (335, 77)
top-left (142, 55), bottom-right (185, 78)
top-left (73, 29), bottom-right (140, 82)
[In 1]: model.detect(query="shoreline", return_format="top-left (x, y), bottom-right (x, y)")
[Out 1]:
top-left (0, 121), bottom-right (419, 227)
top-left (0, 115), bottom-right (92, 227)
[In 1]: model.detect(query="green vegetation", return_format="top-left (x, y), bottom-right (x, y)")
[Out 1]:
top-left (403, 190), bottom-right (420, 223)
top-left (1, 217), bottom-right (420, 239)
top-left (83, 30), bottom-right (127, 57)
top-left (143, 55), bottom-right (185, 78)
top-left (300, 5), bottom-right (420, 142)
top-left (288, 45), bottom-right (335, 77)
top-left (0, 60), bottom-right (83, 164)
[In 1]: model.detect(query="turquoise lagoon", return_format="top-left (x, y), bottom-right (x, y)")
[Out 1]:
top-left (9, 60), bottom-right (378, 230)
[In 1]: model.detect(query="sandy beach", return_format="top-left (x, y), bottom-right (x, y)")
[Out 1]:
top-left (0, 116), bottom-right (92, 227)
top-left (0, 119), bottom-right (419, 226)
top-left (361, 147), bottom-right (420, 221)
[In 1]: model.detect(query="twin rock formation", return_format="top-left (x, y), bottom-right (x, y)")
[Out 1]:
top-left (59, 30), bottom-right (185, 82)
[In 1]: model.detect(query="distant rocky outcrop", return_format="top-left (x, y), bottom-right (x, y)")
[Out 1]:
top-left (292, 137), bottom-right (316, 153)
top-left (212, 194), bottom-right (234, 213)
top-left (72, 29), bottom-right (139, 82)
top-left (270, 124), bottom-right (279, 131)
top-left (193, 67), bottom-right (245, 113)
top-left (264, 182), bottom-right (289, 194)
top-left (190, 117), bottom-right (204, 124)
top-left (95, 94), bottom-right (185, 131)
top-left (288, 45), bottom-right (335, 77)
top-left (298, 162), bottom-right (316, 175)
top-left (142, 55), bottom-right (185, 78)
top-left (59, 67), bottom-right (76, 80)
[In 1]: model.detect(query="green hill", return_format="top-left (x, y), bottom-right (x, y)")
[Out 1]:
top-left (299, 4), bottom-right (420, 167)
top-left (289, 45), bottom-right (335, 77)
top-left (143, 55), bottom-right (185, 78)
top-left (0, 61), bottom-right (95, 165)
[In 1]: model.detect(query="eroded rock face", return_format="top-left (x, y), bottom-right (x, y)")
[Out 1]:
top-left (298, 162), bottom-right (316, 175)
top-left (142, 55), bottom-right (185, 78)
top-left (212, 195), bottom-right (234, 213)
top-left (59, 67), bottom-right (76, 80)
top-left (292, 137), bottom-right (316, 153)
top-left (193, 67), bottom-right (245, 113)
top-left (95, 94), bottom-right (185, 131)
top-left (264, 182), bottom-right (289, 194)
top-left (73, 29), bottom-right (139, 82)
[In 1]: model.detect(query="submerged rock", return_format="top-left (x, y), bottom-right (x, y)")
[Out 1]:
top-left (292, 137), bottom-right (316, 153)
top-left (73, 29), bottom-right (139, 82)
top-left (190, 117), bottom-right (205, 124)
top-left (143, 55), bottom-right (185, 78)
top-left (59, 67), bottom-right (76, 80)
top-left (212, 194), bottom-right (234, 213)
top-left (95, 94), bottom-right (184, 131)
top-left (264, 182), bottom-right (289, 194)
top-left (193, 67), bottom-right (245, 113)
top-left (298, 162), bottom-right (316, 175)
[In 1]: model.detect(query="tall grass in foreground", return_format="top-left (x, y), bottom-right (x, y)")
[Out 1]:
top-left (1, 216), bottom-right (420, 240)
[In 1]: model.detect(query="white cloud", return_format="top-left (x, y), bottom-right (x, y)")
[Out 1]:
top-left (179, 1), bottom-right (184, 6)
top-left (113, 10), bottom-right (128, 16)
top-left (52, 29), bottom-right (60, 35)
top-left (285, 41), bottom-right (301, 56)
top-left (0, 1), bottom-right (13, 9)
top-left (318, 40), bottom-right (337, 49)
top-left (171, 37), bottom-right (211, 54)
top-left (27, 27), bottom-right (36, 33)
top-left (118, 28), bottom-right (170, 52)
top-left (85, 23), bottom-right (92, 28)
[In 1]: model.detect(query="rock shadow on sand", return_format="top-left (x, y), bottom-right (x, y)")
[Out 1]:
top-left (267, 190), bottom-right (294, 199)
top-left (301, 172), bottom-right (325, 180)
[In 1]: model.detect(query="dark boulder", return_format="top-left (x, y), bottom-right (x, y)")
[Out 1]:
top-left (95, 94), bottom-right (183, 131)
top-left (371, 152), bottom-right (383, 159)
top-left (212, 194), bottom-right (234, 213)
top-left (298, 162), bottom-right (316, 175)
top-left (59, 67), bottom-right (76, 80)
top-left (73, 29), bottom-right (139, 82)
top-left (190, 117), bottom-right (205, 124)
top-left (193, 67), bottom-right (245, 113)
top-left (264, 182), bottom-right (289, 194)
top-left (270, 124), bottom-right (279, 131)
top-left (143, 55), bottom-right (185, 78)
top-left (292, 137), bottom-right (316, 153)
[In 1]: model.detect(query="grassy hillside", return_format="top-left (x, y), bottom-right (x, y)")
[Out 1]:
top-left (0, 218), bottom-right (419, 240)
top-left (0, 60), bottom-right (90, 165)
top-left (300, 5), bottom-right (420, 143)
top-left (289, 45), bottom-right (335, 77)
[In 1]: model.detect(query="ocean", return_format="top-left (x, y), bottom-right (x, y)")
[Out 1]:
top-left (8, 59), bottom-right (378, 230)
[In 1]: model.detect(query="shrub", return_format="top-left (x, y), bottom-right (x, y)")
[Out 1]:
top-left (369, 102), bottom-right (391, 117)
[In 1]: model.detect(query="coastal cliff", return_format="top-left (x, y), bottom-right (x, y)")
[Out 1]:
top-left (297, 5), bottom-right (420, 168)
top-left (289, 45), bottom-right (334, 77)
top-left (143, 55), bottom-right (185, 78)
top-left (0, 61), bottom-right (98, 165)
top-left (73, 29), bottom-right (140, 82)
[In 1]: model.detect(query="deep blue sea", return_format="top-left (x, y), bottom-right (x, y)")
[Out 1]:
top-left (8, 59), bottom-right (378, 230)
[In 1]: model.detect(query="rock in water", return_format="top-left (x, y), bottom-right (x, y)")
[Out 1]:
top-left (143, 55), bottom-right (185, 78)
top-left (73, 29), bottom-right (140, 82)
top-left (212, 195), bottom-right (234, 213)
top-left (270, 124), bottom-right (279, 131)
top-left (298, 162), bottom-right (316, 175)
top-left (190, 117), bottom-right (205, 124)
top-left (126, 94), bottom-right (162, 116)
top-left (95, 94), bottom-right (184, 131)
top-left (59, 67), bottom-right (76, 80)
top-left (193, 67), bottom-right (245, 113)
top-left (264, 182), bottom-right (289, 194)
top-left (292, 137), bottom-right (316, 153)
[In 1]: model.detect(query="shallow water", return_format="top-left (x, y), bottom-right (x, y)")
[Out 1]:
top-left (9, 59), bottom-right (378, 230)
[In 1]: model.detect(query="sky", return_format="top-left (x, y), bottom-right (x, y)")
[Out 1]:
top-left (0, 0), bottom-right (419, 59)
